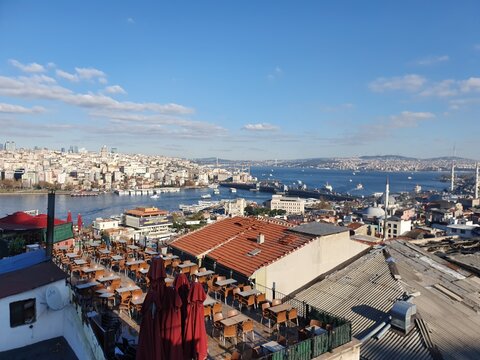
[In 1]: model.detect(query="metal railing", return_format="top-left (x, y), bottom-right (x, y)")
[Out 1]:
top-left (252, 283), bottom-right (352, 359)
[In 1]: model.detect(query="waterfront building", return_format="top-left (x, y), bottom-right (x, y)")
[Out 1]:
top-left (170, 216), bottom-right (369, 295)
top-left (124, 206), bottom-right (173, 243)
top-left (224, 198), bottom-right (246, 217)
top-left (92, 218), bottom-right (120, 237)
top-left (382, 216), bottom-right (412, 238)
top-left (267, 194), bottom-right (306, 215)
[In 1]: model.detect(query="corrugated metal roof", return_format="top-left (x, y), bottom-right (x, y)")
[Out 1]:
top-left (290, 221), bottom-right (349, 236)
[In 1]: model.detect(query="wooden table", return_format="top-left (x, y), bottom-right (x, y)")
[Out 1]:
top-left (177, 262), bottom-right (195, 269)
top-left (267, 303), bottom-right (293, 314)
top-left (98, 249), bottom-right (111, 255)
top-left (145, 250), bottom-right (158, 255)
top-left (66, 252), bottom-right (80, 258)
top-left (74, 259), bottom-right (87, 266)
top-left (127, 245), bottom-right (139, 250)
top-left (98, 275), bottom-right (120, 283)
top-left (305, 325), bottom-right (327, 336)
top-left (262, 341), bottom-right (285, 353)
top-left (220, 313), bottom-right (249, 327)
top-left (161, 254), bottom-right (179, 260)
top-left (216, 278), bottom-right (237, 287)
top-left (131, 294), bottom-right (146, 306)
top-left (57, 245), bottom-right (69, 251)
top-left (203, 296), bottom-right (218, 307)
top-left (195, 270), bottom-right (214, 277)
top-left (76, 281), bottom-right (99, 290)
top-left (111, 255), bottom-right (123, 261)
top-left (116, 285), bottom-right (141, 293)
top-left (238, 289), bottom-right (261, 298)
top-left (126, 260), bottom-right (146, 266)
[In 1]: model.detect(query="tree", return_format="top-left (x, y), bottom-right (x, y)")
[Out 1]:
top-left (8, 236), bottom-right (25, 256)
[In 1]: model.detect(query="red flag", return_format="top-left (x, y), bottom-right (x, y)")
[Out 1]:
top-left (67, 211), bottom-right (72, 223)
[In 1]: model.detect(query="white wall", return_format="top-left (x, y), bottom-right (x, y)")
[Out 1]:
top-left (254, 232), bottom-right (369, 295)
top-left (0, 279), bottom-right (68, 352)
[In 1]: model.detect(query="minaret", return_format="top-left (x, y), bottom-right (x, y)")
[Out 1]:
top-left (450, 162), bottom-right (455, 192)
top-left (383, 177), bottom-right (389, 241)
top-left (475, 163), bottom-right (479, 199)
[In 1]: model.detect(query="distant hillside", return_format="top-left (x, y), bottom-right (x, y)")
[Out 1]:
top-left (359, 155), bottom-right (417, 161)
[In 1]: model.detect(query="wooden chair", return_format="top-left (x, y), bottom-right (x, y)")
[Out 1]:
top-left (310, 319), bottom-right (322, 327)
top-left (241, 319), bottom-right (255, 342)
top-left (212, 302), bottom-right (223, 316)
top-left (239, 295), bottom-right (255, 311)
top-left (276, 311), bottom-right (288, 332)
top-left (243, 285), bottom-right (252, 291)
top-left (212, 312), bottom-right (224, 336)
top-left (222, 325), bottom-right (237, 346)
top-left (255, 293), bottom-right (266, 307)
top-left (288, 308), bottom-right (299, 327)
top-left (272, 299), bottom-right (282, 306)
top-left (232, 287), bottom-right (241, 306)
top-left (231, 350), bottom-right (241, 360)
top-left (94, 269), bottom-right (105, 280)
top-left (204, 305), bottom-right (212, 321)
top-left (131, 288), bottom-right (143, 298)
top-left (220, 286), bottom-right (233, 304)
top-left (199, 267), bottom-right (207, 273)
top-left (227, 309), bottom-right (239, 318)
top-left (118, 260), bottom-right (127, 275)
top-left (261, 302), bottom-right (272, 327)
top-left (208, 279), bottom-right (221, 299)
top-left (109, 279), bottom-right (121, 291)
top-left (277, 335), bottom-right (287, 346)
top-left (119, 293), bottom-right (132, 317)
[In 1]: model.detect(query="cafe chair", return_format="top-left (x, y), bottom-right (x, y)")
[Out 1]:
top-left (241, 319), bottom-right (255, 342)
top-left (227, 309), bottom-right (239, 318)
top-left (255, 293), bottom-right (267, 307)
top-left (276, 310), bottom-right (288, 332)
top-left (272, 299), bottom-right (282, 306)
top-left (288, 308), bottom-right (299, 327)
top-left (204, 305), bottom-right (212, 322)
top-left (212, 313), bottom-right (224, 337)
top-left (212, 302), bottom-right (223, 316)
top-left (310, 319), bottom-right (322, 327)
top-left (239, 295), bottom-right (255, 311)
top-left (222, 324), bottom-right (238, 346)
top-left (261, 302), bottom-right (272, 326)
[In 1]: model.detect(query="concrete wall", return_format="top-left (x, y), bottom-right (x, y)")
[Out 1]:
top-left (0, 279), bottom-right (68, 352)
top-left (254, 232), bottom-right (369, 295)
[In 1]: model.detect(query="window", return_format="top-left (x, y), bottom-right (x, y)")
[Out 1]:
top-left (460, 229), bottom-right (466, 234)
top-left (10, 298), bottom-right (36, 327)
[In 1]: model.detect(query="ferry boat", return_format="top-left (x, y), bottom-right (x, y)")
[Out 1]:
top-left (150, 194), bottom-right (160, 199)
top-left (230, 187), bottom-right (237, 193)
top-left (355, 183), bottom-right (364, 190)
top-left (71, 191), bottom-right (99, 197)
top-left (201, 194), bottom-right (212, 199)
top-left (324, 183), bottom-right (333, 192)
top-left (213, 189), bottom-right (220, 195)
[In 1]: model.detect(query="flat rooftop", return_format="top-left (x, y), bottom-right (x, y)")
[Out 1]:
top-left (290, 222), bottom-right (349, 236)
top-left (0, 336), bottom-right (78, 360)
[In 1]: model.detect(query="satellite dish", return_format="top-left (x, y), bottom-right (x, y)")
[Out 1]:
top-left (45, 285), bottom-right (66, 311)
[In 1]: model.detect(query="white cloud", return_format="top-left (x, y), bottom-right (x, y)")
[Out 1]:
top-left (267, 66), bottom-right (283, 80)
top-left (0, 74), bottom-right (193, 114)
top-left (127, 17), bottom-right (135, 24)
top-left (104, 85), bottom-right (127, 95)
top-left (474, 44), bottom-right (480, 51)
top-left (56, 69), bottom-right (79, 82)
top-left (0, 103), bottom-right (45, 114)
top-left (369, 74), bottom-right (426, 92)
top-left (416, 55), bottom-right (449, 65)
top-left (459, 77), bottom-right (480, 92)
top-left (389, 111), bottom-right (435, 128)
top-left (419, 79), bottom-right (457, 97)
top-left (242, 123), bottom-right (279, 131)
top-left (75, 67), bottom-right (106, 81)
top-left (9, 59), bottom-right (45, 73)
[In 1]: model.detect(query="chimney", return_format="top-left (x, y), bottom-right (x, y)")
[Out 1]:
top-left (383, 177), bottom-right (389, 241)
top-left (46, 190), bottom-right (55, 260)
top-left (257, 233), bottom-right (265, 244)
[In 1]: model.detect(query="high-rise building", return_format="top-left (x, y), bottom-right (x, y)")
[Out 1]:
top-left (111, 147), bottom-right (118, 154)
top-left (0, 143), bottom-right (3, 151)
top-left (4, 141), bottom-right (16, 151)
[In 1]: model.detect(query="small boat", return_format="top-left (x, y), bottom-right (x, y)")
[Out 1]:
top-left (352, 172), bottom-right (356, 175)
top-left (324, 183), bottom-right (333, 192)
top-left (230, 188), bottom-right (237, 193)
top-left (150, 194), bottom-right (159, 199)
top-left (355, 183), bottom-right (363, 190)
top-left (349, 179), bottom-right (353, 182)
top-left (213, 189), bottom-right (220, 195)
top-left (407, 176), bottom-right (412, 180)
top-left (201, 194), bottom-right (212, 199)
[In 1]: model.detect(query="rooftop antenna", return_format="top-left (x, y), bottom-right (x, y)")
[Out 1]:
top-left (383, 177), bottom-right (389, 241)
top-left (475, 162), bottom-right (479, 199)
top-left (450, 145), bottom-right (456, 192)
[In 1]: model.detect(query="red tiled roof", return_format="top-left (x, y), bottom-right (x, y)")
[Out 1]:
top-left (171, 216), bottom-right (316, 277)
top-left (0, 212), bottom-right (67, 231)
top-left (347, 223), bottom-right (364, 230)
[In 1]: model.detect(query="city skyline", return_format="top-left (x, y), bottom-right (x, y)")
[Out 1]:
top-left (1, 1), bottom-right (480, 160)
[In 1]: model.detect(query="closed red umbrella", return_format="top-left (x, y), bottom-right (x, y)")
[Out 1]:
top-left (136, 257), bottom-right (167, 360)
top-left (66, 211), bottom-right (72, 223)
top-left (174, 273), bottom-right (191, 335)
top-left (77, 214), bottom-right (83, 231)
top-left (183, 282), bottom-right (208, 360)
top-left (161, 286), bottom-right (184, 359)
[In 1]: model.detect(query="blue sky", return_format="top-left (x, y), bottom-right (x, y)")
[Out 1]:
top-left (0, 1), bottom-right (479, 160)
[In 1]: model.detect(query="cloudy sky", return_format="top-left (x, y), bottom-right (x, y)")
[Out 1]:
top-left (0, 1), bottom-right (479, 160)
